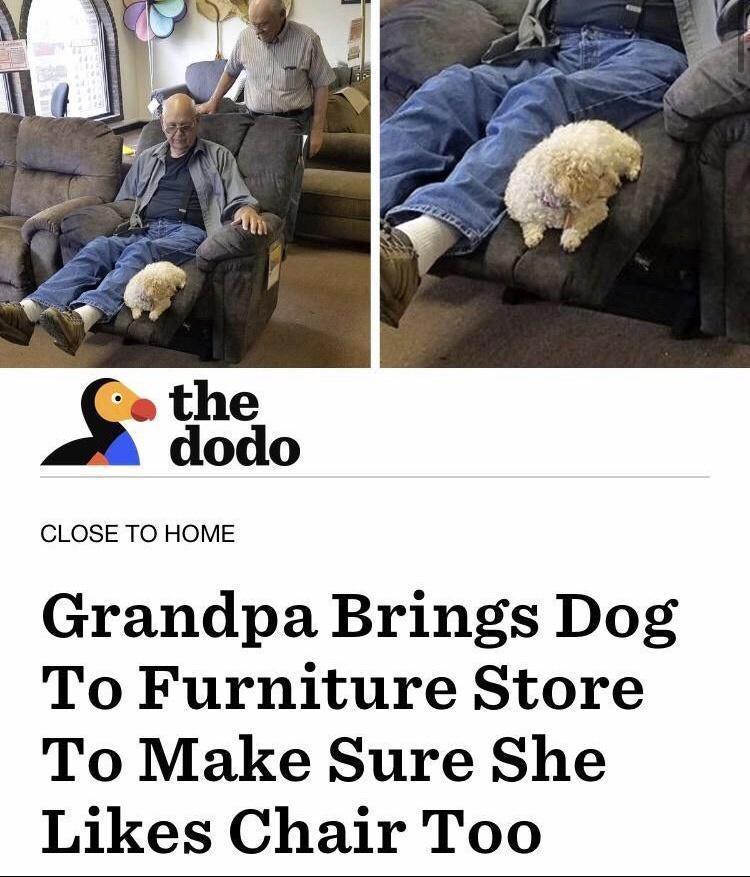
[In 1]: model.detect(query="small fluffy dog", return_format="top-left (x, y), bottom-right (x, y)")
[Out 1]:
top-left (505, 120), bottom-right (643, 253)
top-left (123, 261), bottom-right (187, 321)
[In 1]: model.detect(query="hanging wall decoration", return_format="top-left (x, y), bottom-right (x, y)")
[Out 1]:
top-left (196, 0), bottom-right (228, 58)
top-left (197, 0), bottom-right (292, 24)
top-left (123, 0), bottom-right (188, 104)
top-left (196, 0), bottom-right (240, 22)
top-left (123, 0), bottom-right (187, 41)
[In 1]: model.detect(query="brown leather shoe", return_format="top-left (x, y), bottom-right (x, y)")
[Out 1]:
top-left (38, 308), bottom-right (86, 357)
top-left (0, 301), bottom-right (35, 346)
top-left (380, 222), bottom-right (420, 329)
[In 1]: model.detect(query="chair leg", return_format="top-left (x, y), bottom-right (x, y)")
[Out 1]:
top-left (200, 333), bottom-right (216, 362)
top-left (671, 294), bottom-right (701, 340)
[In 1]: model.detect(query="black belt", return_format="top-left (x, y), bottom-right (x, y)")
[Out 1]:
top-left (249, 107), bottom-right (311, 119)
top-left (551, 0), bottom-right (650, 33)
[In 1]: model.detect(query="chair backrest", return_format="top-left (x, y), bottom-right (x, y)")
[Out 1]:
top-left (481, 0), bottom-right (529, 28)
top-left (384, 0), bottom-right (528, 24)
top-left (185, 60), bottom-right (229, 104)
top-left (332, 64), bottom-right (353, 89)
top-left (137, 112), bottom-right (301, 220)
top-left (8, 115), bottom-right (122, 218)
top-left (50, 82), bottom-right (69, 118)
top-left (380, 0), bottom-right (528, 120)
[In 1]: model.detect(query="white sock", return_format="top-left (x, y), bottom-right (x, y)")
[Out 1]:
top-left (76, 305), bottom-right (104, 333)
top-left (20, 299), bottom-right (44, 323)
top-left (396, 215), bottom-right (461, 277)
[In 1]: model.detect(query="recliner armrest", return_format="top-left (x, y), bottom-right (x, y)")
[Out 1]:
top-left (151, 83), bottom-right (189, 105)
top-left (195, 213), bottom-right (283, 269)
top-left (700, 110), bottom-right (750, 166)
top-left (664, 40), bottom-right (750, 142)
top-left (309, 133), bottom-right (370, 171)
top-left (21, 196), bottom-right (104, 244)
top-left (60, 201), bottom-right (135, 250)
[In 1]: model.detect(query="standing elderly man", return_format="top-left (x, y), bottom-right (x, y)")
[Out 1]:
top-left (198, 0), bottom-right (335, 155)
top-left (197, 0), bottom-right (335, 238)
top-left (0, 94), bottom-right (265, 356)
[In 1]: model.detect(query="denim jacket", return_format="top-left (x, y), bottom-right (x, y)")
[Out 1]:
top-left (116, 138), bottom-right (259, 237)
top-left (483, 0), bottom-right (738, 66)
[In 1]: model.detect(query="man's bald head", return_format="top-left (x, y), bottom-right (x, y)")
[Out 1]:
top-left (161, 93), bottom-right (199, 157)
top-left (249, 0), bottom-right (286, 42)
top-left (163, 93), bottom-right (198, 119)
top-left (250, 0), bottom-right (285, 16)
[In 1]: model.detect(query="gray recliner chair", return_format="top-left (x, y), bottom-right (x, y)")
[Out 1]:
top-left (380, 0), bottom-right (721, 337)
top-left (150, 60), bottom-right (243, 116)
top-left (0, 113), bottom-right (122, 300)
top-left (58, 113), bottom-right (301, 363)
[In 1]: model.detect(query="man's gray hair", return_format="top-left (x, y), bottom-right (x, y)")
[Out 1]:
top-left (249, 0), bottom-right (286, 15)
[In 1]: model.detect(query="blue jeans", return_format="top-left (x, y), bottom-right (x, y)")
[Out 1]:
top-left (29, 219), bottom-right (207, 320)
top-left (381, 28), bottom-right (688, 255)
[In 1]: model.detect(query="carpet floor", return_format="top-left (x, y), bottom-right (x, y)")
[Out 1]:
top-left (0, 239), bottom-right (370, 369)
top-left (381, 275), bottom-right (750, 368)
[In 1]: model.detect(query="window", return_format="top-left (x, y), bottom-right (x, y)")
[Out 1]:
top-left (0, 0), bottom-right (16, 113)
top-left (0, 79), bottom-right (10, 113)
top-left (26, 0), bottom-right (109, 117)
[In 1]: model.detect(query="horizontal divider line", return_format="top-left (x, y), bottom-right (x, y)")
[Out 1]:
top-left (39, 474), bottom-right (711, 480)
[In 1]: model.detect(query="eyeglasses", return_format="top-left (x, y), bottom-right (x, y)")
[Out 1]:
top-left (163, 122), bottom-right (196, 134)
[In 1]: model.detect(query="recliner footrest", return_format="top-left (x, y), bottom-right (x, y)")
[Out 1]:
top-left (433, 113), bottom-right (691, 310)
top-left (94, 261), bottom-right (206, 347)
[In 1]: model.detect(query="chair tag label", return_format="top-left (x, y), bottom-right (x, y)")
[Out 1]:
top-left (268, 240), bottom-right (283, 291)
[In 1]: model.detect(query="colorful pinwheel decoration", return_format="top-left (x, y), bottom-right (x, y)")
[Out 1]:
top-left (123, 0), bottom-right (187, 41)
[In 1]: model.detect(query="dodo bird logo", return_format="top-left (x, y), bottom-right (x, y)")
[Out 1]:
top-left (42, 378), bottom-right (157, 466)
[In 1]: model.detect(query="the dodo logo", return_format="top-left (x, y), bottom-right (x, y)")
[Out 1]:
top-left (42, 378), bottom-right (157, 466)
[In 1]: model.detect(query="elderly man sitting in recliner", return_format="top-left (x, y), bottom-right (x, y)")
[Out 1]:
top-left (380, 0), bottom-right (745, 328)
top-left (0, 94), bottom-right (266, 357)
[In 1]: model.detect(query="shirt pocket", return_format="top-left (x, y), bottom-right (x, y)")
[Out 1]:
top-left (282, 65), bottom-right (304, 92)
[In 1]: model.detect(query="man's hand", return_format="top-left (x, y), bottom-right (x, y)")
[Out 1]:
top-left (196, 71), bottom-right (238, 114)
top-left (309, 128), bottom-right (324, 158)
top-left (232, 206), bottom-right (268, 235)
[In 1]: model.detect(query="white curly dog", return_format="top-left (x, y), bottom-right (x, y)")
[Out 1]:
top-left (505, 120), bottom-right (643, 254)
top-left (123, 261), bottom-right (187, 322)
